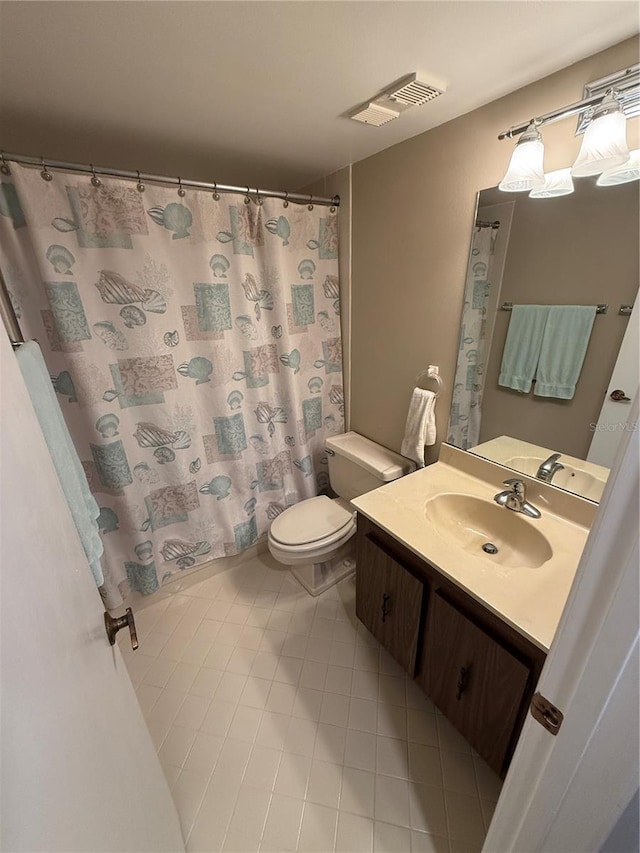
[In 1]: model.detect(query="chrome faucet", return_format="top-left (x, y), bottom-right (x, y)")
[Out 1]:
top-left (536, 453), bottom-right (565, 483)
top-left (494, 478), bottom-right (541, 519)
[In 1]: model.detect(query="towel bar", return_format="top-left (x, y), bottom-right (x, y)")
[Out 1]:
top-left (500, 302), bottom-right (609, 314)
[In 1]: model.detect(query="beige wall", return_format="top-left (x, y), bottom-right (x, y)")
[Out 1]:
top-left (479, 179), bottom-right (638, 458)
top-left (350, 37), bottom-right (639, 461)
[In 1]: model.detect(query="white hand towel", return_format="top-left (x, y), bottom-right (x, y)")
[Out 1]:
top-left (401, 388), bottom-right (437, 468)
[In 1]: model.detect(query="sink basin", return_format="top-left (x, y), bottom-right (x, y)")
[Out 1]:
top-left (424, 493), bottom-right (553, 569)
top-left (551, 467), bottom-right (605, 499)
top-left (504, 456), bottom-right (606, 501)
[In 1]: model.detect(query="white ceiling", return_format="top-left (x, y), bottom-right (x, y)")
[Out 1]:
top-left (0, 2), bottom-right (637, 190)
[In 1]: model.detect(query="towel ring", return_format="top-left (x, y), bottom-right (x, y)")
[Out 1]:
top-left (415, 369), bottom-right (443, 397)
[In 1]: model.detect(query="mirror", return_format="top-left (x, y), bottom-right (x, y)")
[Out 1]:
top-left (447, 174), bottom-right (638, 502)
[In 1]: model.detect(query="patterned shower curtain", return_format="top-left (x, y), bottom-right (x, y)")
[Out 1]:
top-left (0, 164), bottom-right (343, 607)
top-left (447, 225), bottom-right (496, 449)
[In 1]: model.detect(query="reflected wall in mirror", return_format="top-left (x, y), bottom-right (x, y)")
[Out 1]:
top-left (447, 175), bottom-right (639, 502)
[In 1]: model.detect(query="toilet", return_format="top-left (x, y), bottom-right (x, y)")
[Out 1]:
top-left (268, 431), bottom-right (415, 596)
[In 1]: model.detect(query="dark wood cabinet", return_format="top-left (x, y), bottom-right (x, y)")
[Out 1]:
top-left (356, 532), bottom-right (424, 675)
top-left (420, 591), bottom-right (530, 772)
top-left (355, 516), bottom-right (546, 776)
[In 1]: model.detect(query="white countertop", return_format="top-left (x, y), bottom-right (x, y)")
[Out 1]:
top-left (352, 445), bottom-right (595, 653)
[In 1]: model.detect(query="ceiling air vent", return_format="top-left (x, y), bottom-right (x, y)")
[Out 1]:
top-left (348, 72), bottom-right (446, 127)
top-left (350, 103), bottom-right (400, 127)
top-left (388, 74), bottom-right (445, 107)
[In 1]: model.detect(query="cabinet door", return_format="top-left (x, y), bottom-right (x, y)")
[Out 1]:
top-left (356, 533), bottom-right (424, 675)
top-left (421, 592), bottom-right (530, 774)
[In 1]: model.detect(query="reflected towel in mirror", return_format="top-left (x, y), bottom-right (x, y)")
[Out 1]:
top-left (534, 305), bottom-right (596, 399)
top-left (498, 305), bottom-right (550, 393)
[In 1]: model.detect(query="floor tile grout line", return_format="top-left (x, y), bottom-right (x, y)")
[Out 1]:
top-left (218, 739), bottom-right (280, 853)
top-left (182, 735), bottom-right (226, 848)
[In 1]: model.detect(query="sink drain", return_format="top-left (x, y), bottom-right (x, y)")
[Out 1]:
top-left (482, 542), bottom-right (499, 555)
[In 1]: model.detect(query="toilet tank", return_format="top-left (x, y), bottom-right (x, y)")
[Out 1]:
top-left (325, 431), bottom-right (415, 501)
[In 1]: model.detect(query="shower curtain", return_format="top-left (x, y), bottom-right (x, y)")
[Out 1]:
top-left (0, 164), bottom-right (343, 606)
top-left (447, 225), bottom-right (496, 449)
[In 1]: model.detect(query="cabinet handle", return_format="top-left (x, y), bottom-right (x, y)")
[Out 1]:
top-left (381, 592), bottom-right (392, 623)
top-left (456, 666), bottom-right (469, 700)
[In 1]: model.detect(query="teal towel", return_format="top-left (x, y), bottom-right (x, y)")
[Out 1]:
top-left (498, 305), bottom-right (550, 393)
top-left (534, 305), bottom-right (596, 399)
top-left (16, 342), bottom-right (104, 586)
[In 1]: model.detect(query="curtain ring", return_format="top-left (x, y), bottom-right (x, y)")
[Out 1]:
top-left (283, 191), bottom-right (289, 209)
top-left (244, 187), bottom-right (251, 205)
top-left (308, 194), bottom-right (314, 211)
top-left (330, 195), bottom-right (337, 213)
top-left (212, 182), bottom-right (220, 201)
top-left (255, 190), bottom-right (264, 206)
top-left (177, 177), bottom-right (186, 198)
top-left (90, 164), bottom-right (102, 188)
top-left (0, 152), bottom-right (10, 176)
top-left (40, 157), bottom-right (53, 182)
top-left (136, 170), bottom-right (145, 192)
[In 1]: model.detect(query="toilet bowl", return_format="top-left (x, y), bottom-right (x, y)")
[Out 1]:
top-left (267, 432), bottom-right (414, 595)
top-left (268, 495), bottom-right (357, 596)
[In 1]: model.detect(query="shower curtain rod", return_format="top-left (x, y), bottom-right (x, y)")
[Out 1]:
top-left (0, 151), bottom-right (341, 208)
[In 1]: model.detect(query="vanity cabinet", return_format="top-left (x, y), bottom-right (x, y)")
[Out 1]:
top-left (421, 592), bottom-right (530, 772)
top-left (356, 532), bottom-right (424, 675)
top-left (355, 516), bottom-right (546, 776)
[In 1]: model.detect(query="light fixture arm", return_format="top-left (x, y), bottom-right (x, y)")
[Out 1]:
top-left (498, 90), bottom-right (622, 141)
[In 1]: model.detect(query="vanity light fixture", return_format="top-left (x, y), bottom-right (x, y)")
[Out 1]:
top-left (498, 65), bottom-right (639, 192)
top-left (597, 148), bottom-right (640, 186)
top-left (498, 122), bottom-right (545, 192)
top-left (571, 90), bottom-right (630, 176)
top-left (529, 167), bottom-right (574, 198)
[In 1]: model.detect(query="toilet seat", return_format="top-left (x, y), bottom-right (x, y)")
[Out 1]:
top-left (269, 495), bottom-right (355, 549)
top-left (269, 522), bottom-right (356, 560)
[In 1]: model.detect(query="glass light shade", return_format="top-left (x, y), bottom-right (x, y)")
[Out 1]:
top-left (572, 109), bottom-right (629, 177)
top-left (597, 148), bottom-right (640, 186)
top-left (499, 128), bottom-right (545, 192)
top-left (529, 168), bottom-right (574, 198)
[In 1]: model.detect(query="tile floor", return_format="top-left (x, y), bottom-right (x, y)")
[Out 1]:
top-left (120, 551), bottom-right (502, 853)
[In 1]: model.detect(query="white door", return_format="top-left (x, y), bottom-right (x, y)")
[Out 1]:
top-left (484, 399), bottom-right (639, 852)
top-left (0, 331), bottom-right (185, 853)
top-left (588, 295), bottom-right (638, 467)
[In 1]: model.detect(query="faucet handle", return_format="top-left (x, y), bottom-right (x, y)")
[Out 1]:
top-left (502, 478), bottom-right (525, 497)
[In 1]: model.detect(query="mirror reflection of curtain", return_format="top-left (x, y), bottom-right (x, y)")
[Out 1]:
top-left (0, 164), bottom-right (343, 607)
top-left (447, 225), bottom-right (497, 449)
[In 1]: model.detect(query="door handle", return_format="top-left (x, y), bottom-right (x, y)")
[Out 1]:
top-left (104, 607), bottom-right (139, 650)
top-left (610, 389), bottom-right (631, 402)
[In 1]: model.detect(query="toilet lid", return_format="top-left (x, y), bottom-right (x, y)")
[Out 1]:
top-left (269, 496), bottom-right (354, 546)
